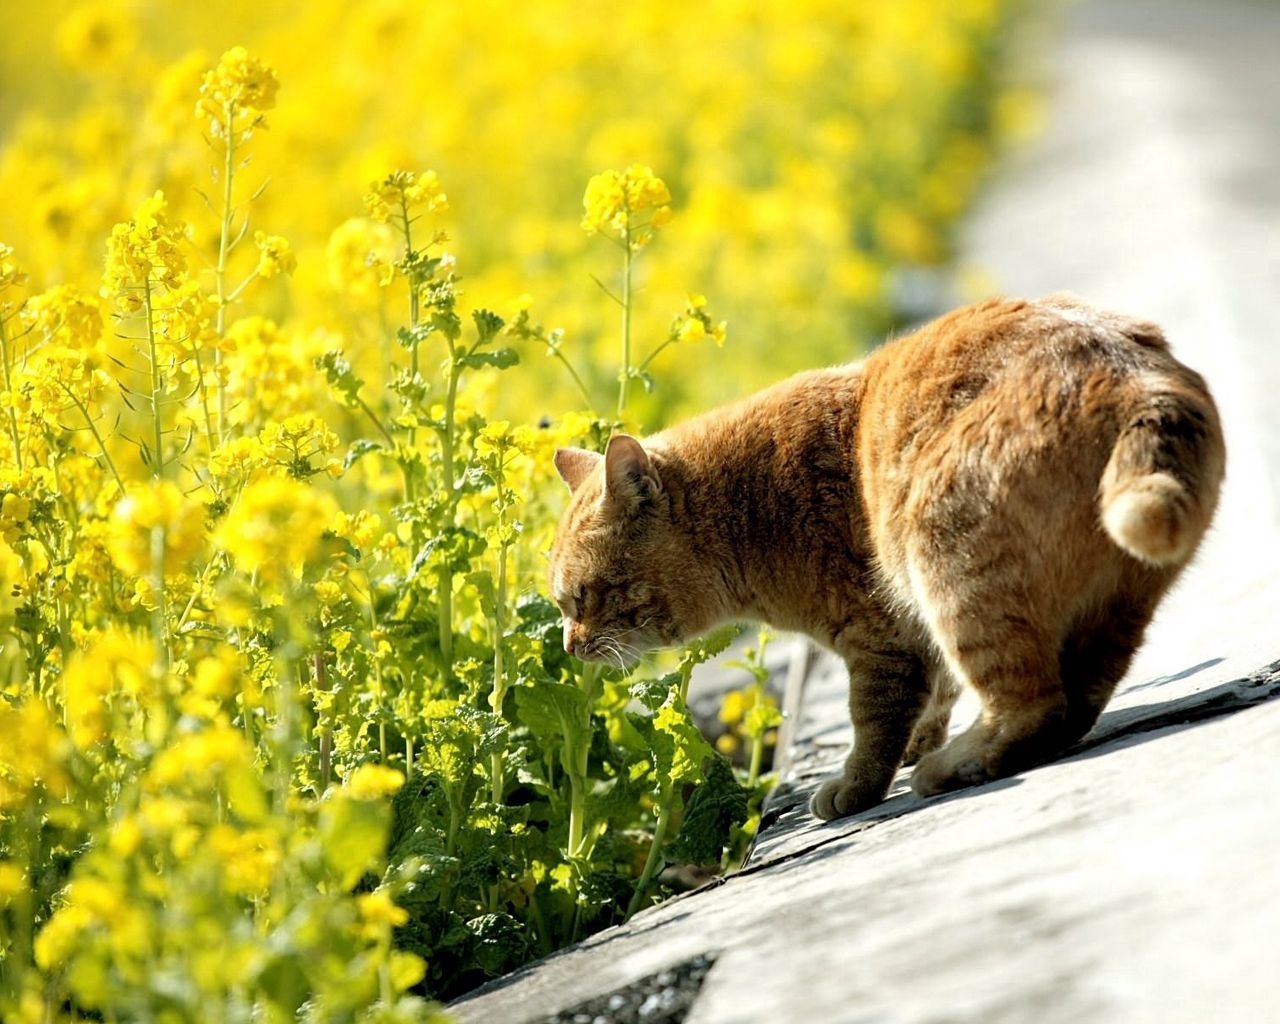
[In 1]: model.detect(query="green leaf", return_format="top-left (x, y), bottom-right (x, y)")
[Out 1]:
top-left (630, 674), bottom-right (679, 713)
top-left (343, 437), bottom-right (386, 470)
top-left (744, 699), bottom-right (784, 737)
top-left (640, 692), bottom-right (714, 791)
top-left (468, 569), bottom-right (498, 620)
top-left (472, 309), bottom-right (506, 344)
top-left (666, 753), bottom-right (750, 866)
top-left (460, 347), bottom-right (519, 371)
top-left (319, 793), bottom-right (392, 890)
top-left (432, 309), bottom-right (462, 341)
top-left (513, 680), bottom-right (590, 754)
top-left (466, 912), bottom-right (527, 975)
top-left (418, 702), bottom-right (495, 791)
top-left (679, 624), bottom-right (745, 670)
top-left (256, 953), bottom-right (311, 1018)
top-left (412, 527), bottom-right (486, 576)
top-left (316, 350), bottom-right (366, 407)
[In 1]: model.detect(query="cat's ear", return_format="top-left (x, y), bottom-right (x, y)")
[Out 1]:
top-left (603, 434), bottom-right (661, 506)
top-left (553, 447), bottom-right (602, 492)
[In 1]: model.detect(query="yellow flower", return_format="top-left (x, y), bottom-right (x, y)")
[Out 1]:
top-left (197, 46), bottom-right (280, 140)
top-left (106, 480), bottom-right (207, 579)
top-left (364, 169), bottom-right (448, 225)
top-left (333, 509), bottom-right (383, 551)
top-left (101, 192), bottom-right (187, 302)
top-left (209, 435), bottom-right (267, 480)
top-left (55, 3), bottom-right (136, 75)
top-left (208, 824), bottom-right (281, 896)
top-left (0, 242), bottom-right (27, 298)
top-left (581, 165), bottom-right (673, 249)
top-left (0, 699), bottom-right (72, 810)
top-left (314, 579), bottom-right (343, 606)
top-left (671, 295), bottom-right (728, 348)
top-left (215, 476), bottom-right (338, 585)
top-left (34, 904), bottom-right (94, 969)
top-left (259, 413), bottom-right (340, 470)
top-left (326, 217), bottom-right (397, 300)
top-left (356, 889), bottom-right (409, 938)
top-left (253, 231), bottom-right (297, 278)
top-left (677, 317), bottom-right (707, 344)
top-left (474, 419), bottom-right (538, 460)
top-left (60, 629), bottom-right (156, 748)
top-left (21, 284), bottom-right (103, 349)
top-left (0, 861), bottom-right (25, 903)
top-left (344, 763), bottom-right (406, 800)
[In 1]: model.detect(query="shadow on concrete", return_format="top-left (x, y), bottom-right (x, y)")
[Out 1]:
top-left (749, 659), bottom-right (1280, 872)
top-left (1122, 656), bottom-right (1226, 692)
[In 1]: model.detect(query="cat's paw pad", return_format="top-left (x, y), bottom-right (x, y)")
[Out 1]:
top-left (809, 776), bottom-right (885, 821)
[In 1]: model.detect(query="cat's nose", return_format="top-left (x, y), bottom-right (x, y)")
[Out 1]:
top-left (563, 619), bottom-right (579, 656)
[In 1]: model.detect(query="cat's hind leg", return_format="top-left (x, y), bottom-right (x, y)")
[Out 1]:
top-left (1057, 581), bottom-right (1165, 743)
top-left (906, 559), bottom-right (1074, 797)
top-left (810, 650), bottom-right (929, 821)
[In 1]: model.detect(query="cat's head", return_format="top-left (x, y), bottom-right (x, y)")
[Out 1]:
top-left (548, 435), bottom-right (710, 668)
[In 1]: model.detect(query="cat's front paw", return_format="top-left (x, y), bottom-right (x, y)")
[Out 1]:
top-left (809, 775), bottom-right (887, 821)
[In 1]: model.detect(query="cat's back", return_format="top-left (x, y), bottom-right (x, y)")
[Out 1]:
top-left (859, 294), bottom-right (1188, 462)
top-left (856, 295), bottom-right (1219, 582)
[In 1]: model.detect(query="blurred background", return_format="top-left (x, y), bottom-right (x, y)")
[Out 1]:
top-left (0, 0), bottom-right (1038, 426)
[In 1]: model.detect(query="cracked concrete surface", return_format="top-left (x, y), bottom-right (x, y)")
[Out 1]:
top-left (450, 1), bottom-right (1280, 1020)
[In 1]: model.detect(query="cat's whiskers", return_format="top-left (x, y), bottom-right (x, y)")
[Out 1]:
top-left (588, 632), bottom-right (645, 671)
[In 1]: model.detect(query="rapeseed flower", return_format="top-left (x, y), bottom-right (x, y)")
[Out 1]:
top-left (344, 763), bottom-right (406, 800)
top-left (581, 165), bottom-right (673, 249)
top-left (215, 475), bottom-right (338, 585)
top-left (106, 480), bottom-right (206, 579)
top-left (364, 169), bottom-right (449, 225)
top-left (102, 192), bottom-right (187, 304)
top-left (253, 231), bottom-right (297, 279)
top-left (197, 46), bottom-right (280, 141)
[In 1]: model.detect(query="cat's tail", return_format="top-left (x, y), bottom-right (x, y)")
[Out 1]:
top-left (1098, 360), bottom-right (1225, 567)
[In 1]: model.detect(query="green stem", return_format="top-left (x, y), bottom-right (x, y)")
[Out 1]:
top-left (402, 195), bottom-right (420, 501)
top-left (616, 225), bottom-right (633, 419)
top-left (354, 393), bottom-right (397, 450)
top-left (436, 345), bottom-right (460, 677)
top-left (189, 342), bottom-right (220, 461)
top-left (489, 467), bottom-right (511, 803)
top-left (368, 594), bottom-right (389, 765)
top-left (63, 386), bottom-right (125, 491)
top-left (636, 336), bottom-right (675, 376)
top-left (173, 552), bottom-right (223, 634)
top-left (149, 523), bottom-right (169, 670)
top-left (0, 312), bottom-right (23, 469)
top-left (314, 650), bottom-right (332, 792)
top-left (748, 733), bottom-right (764, 789)
top-left (566, 765), bottom-right (586, 860)
top-left (551, 346), bottom-right (596, 413)
top-left (626, 782), bottom-right (673, 920)
top-left (677, 660), bottom-right (694, 705)
top-left (143, 277), bottom-right (166, 482)
top-left (580, 661), bottom-right (604, 703)
top-left (214, 107), bottom-right (238, 444)
top-left (445, 794), bottom-right (461, 858)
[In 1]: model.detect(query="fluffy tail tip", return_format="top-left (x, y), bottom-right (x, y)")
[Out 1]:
top-left (1102, 472), bottom-right (1202, 566)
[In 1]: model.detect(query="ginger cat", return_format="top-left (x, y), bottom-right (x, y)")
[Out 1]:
top-left (548, 296), bottom-right (1224, 819)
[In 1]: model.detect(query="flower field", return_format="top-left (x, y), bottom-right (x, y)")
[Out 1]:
top-left (1, 2), bottom-right (1030, 1020)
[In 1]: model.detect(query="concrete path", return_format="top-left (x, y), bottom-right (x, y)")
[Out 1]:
top-left (451, 2), bottom-right (1280, 1020)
